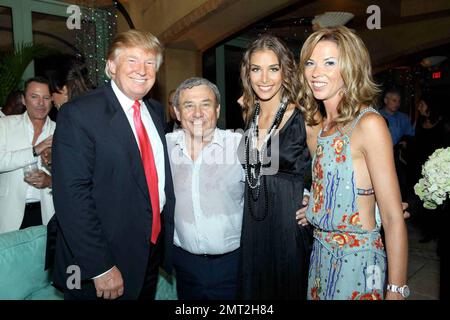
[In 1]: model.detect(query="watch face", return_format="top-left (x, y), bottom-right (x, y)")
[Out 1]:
top-left (401, 286), bottom-right (410, 298)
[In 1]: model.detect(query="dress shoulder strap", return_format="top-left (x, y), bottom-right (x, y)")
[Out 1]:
top-left (346, 106), bottom-right (380, 137)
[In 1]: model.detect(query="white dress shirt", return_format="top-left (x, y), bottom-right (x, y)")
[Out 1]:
top-left (25, 114), bottom-right (52, 203)
top-left (0, 110), bottom-right (6, 118)
top-left (166, 128), bottom-right (245, 255)
top-left (111, 80), bottom-right (166, 213)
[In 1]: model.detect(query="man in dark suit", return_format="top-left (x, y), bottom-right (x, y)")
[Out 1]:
top-left (51, 29), bottom-right (175, 300)
top-left (164, 89), bottom-right (181, 133)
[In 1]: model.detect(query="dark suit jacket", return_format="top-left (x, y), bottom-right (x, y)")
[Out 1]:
top-left (51, 82), bottom-right (175, 299)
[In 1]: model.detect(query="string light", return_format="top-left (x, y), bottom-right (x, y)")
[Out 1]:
top-left (75, 0), bottom-right (117, 87)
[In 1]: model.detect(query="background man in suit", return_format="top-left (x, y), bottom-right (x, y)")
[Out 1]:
top-left (0, 77), bottom-right (54, 233)
top-left (51, 29), bottom-right (175, 300)
top-left (165, 89), bottom-right (181, 133)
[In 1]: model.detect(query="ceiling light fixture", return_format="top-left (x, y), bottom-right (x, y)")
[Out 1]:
top-left (312, 11), bottom-right (354, 30)
top-left (420, 56), bottom-right (447, 67)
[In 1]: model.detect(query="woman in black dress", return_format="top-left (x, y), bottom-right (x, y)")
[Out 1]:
top-left (412, 94), bottom-right (447, 184)
top-left (238, 35), bottom-right (314, 299)
top-left (411, 94), bottom-right (448, 244)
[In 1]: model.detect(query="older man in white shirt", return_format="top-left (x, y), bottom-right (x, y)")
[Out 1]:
top-left (166, 77), bottom-right (244, 300)
top-left (0, 77), bottom-right (54, 233)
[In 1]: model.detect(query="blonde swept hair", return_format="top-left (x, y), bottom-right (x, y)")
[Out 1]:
top-left (297, 26), bottom-right (380, 127)
top-left (240, 34), bottom-right (299, 126)
top-left (105, 29), bottom-right (164, 78)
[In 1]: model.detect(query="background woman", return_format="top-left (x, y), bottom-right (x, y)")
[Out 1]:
top-left (411, 94), bottom-right (448, 248)
top-left (42, 59), bottom-right (92, 167)
top-left (49, 58), bottom-right (92, 113)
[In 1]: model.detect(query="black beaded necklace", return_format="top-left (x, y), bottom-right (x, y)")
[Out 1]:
top-left (244, 97), bottom-right (288, 221)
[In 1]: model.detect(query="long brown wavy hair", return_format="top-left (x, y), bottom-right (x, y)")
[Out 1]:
top-left (297, 26), bottom-right (380, 127)
top-left (240, 34), bottom-right (299, 126)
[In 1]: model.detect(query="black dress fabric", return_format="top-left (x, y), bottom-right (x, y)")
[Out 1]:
top-left (410, 118), bottom-right (449, 246)
top-left (238, 108), bottom-right (312, 300)
top-left (411, 118), bottom-right (447, 183)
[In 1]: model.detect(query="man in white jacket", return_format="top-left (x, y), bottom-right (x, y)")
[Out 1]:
top-left (0, 76), bottom-right (54, 233)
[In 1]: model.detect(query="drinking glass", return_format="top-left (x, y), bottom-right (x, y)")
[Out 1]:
top-left (23, 162), bottom-right (39, 178)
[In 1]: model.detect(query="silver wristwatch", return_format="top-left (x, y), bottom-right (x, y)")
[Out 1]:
top-left (387, 284), bottom-right (410, 298)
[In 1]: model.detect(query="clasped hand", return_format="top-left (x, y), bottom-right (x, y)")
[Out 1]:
top-left (296, 195), bottom-right (310, 226)
top-left (40, 148), bottom-right (52, 169)
top-left (24, 170), bottom-right (52, 189)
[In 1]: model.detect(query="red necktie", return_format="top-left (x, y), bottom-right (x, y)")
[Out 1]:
top-left (132, 100), bottom-right (161, 244)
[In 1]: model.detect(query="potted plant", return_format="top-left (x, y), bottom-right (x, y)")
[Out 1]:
top-left (0, 43), bottom-right (51, 106)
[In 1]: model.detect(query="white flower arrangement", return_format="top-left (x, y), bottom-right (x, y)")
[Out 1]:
top-left (414, 147), bottom-right (450, 209)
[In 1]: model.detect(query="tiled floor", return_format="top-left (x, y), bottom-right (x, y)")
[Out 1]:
top-left (406, 220), bottom-right (440, 300)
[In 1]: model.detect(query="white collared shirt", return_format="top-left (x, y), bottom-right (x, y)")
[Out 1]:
top-left (166, 128), bottom-right (245, 255)
top-left (0, 110), bottom-right (6, 118)
top-left (25, 113), bottom-right (52, 203)
top-left (111, 80), bottom-right (166, 213)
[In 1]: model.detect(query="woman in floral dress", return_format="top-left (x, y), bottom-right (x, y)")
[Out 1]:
top-left (297, 26), bottom-right (409, 300)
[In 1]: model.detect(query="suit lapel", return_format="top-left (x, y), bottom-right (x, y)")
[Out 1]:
top-left (19, 113), bottom-right (31, 148)
top-left (104, 84), bottom-right (150, 201)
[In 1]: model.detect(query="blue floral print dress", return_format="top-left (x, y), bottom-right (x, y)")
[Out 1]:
top-left (306, 107), bottom-right (387, 300)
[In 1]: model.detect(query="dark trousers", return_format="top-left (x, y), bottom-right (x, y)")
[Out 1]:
top-left (138, 236), bottom-right (163, 300)
top-left (20, 202), bottom-right (43, 229)
top-left (173, 245), bottom-right (240, 300)
top-left (64, 235), bottom-right (162, 300)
